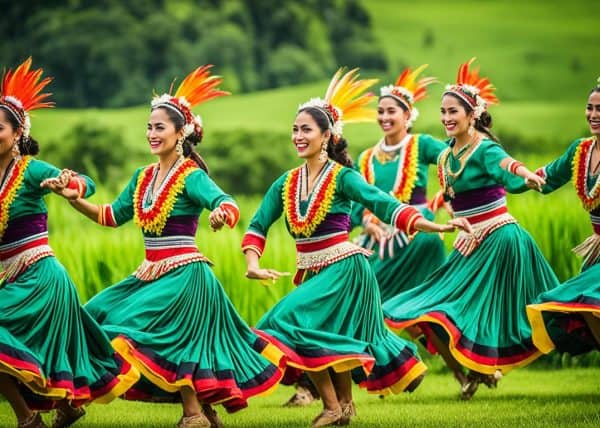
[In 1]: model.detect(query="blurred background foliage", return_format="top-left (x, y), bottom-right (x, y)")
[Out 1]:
top-left (0, 0), bottom-right (385, 107)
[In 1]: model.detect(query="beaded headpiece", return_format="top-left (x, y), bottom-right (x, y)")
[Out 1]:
top-left (0, 57), bottom-right (54, 139)
top-left (380, 64), bottom-right (437, 128)
top-left (443, 58), bottom-right (498, 119)
top-left (151, 65), bottom-right (229, 138)
top-left (298, 68), bottom-right (378, 143)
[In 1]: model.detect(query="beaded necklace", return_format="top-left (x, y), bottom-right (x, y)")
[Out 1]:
top-left (573, 137), bottom-right (600, 211)
top-left (438, 136), bottom-right (482, 198)
top-left (133, 157), bottom-right (197, 235)
top-left (283, 161), bottom-right (342, 237)
top-left (0, 156), bottom-right (31, 240)
top-left (359, 135), bottom-right (419, 203)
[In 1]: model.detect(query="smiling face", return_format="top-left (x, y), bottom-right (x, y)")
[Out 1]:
top-left (292, 110), bottom-right (330, 160)
top-left (378, 97), bottom-right (410, 141)
top-left (440, 94), bottom-right (474, 138)
top-left (586, 91), bottom-right (600, 138)
top-left (146, 107), bottom-right (184, 158)
top-left (0, 108), bottom-right (21, 159)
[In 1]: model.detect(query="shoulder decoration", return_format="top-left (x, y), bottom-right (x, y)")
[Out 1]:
top-left (133, 158), bottom-right (197, 235)
top-left (0, 156), bottom-right (32, 239)
top-left (283, 162), bottom-right (342, 237)
top-left (573, 137), bottom-right (600, 211)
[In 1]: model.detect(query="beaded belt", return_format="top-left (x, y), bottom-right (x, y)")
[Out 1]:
top-left (0, 232), bottom-right (54, 282)
top-left (572, 213), bottom-right (600, 267)
top-left (293, 232), bottom-right (371, 284)
top-left (452, 198), bottom-right (516, 256)
top-left (135, 235), bottom-right (211, 281)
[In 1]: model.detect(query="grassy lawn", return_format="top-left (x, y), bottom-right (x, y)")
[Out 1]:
top-left (1, 369), bottom-right (598, 427)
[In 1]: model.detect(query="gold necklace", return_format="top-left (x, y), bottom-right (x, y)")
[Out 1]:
top-left (444, 136), bottom-right (482, 179)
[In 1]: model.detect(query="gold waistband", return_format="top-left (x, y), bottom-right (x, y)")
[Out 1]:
top-left (0, 245), bottom-right (54, 283)
top-left (296, 241), bottom-right (371, 270)
top-left (454, 213), bottom-right (516, 256)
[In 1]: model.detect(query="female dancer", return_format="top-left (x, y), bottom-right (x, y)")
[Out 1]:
top-left (526, 78), bottom-right (600, 355)
top-left (0, 58), bottom-right (138, 428)
top-left (242, 68), bottom-right (471, 427)
top-left (354, 64), bottom-right (446, 302)
top-left (50, 66), bottom-right (284, 428)
top-left (383, 59), bottom-right (559, 400)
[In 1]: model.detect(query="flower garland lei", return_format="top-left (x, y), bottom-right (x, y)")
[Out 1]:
top-left (573, 137), bottom-right (600, 211)
top-left (0, 156), bottom-right (31, 240)
top-left (358, 135), bottom-right (419, 203)
top-left (283, 162), bottom-right (342, 237)
top-left (133, 158), bottom-right (197, 235)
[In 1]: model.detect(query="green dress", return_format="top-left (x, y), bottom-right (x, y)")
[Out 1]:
top-left (383, 139), bottom-right (560, 374)
top-left (0, 156), bottom-right (139, 410)
top-left (243, 161), bottom-right (427, 395)
top-left (84, 158), bottom-right (284, 412)
top-left (353, 134), bottom-right (447, 301)
top-left (526, 137), bottom-right (600, 354)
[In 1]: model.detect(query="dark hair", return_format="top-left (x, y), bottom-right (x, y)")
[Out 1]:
top-left (0, 106), bottom-right (40, 155)
top-left (154, 106), bottom-right (209, 173)
top-left (378, 95), bottom-right (413, 132)
top-left (445, 93), bottom-right (498, 142)
top-left (298, 107), bottom-right (353, 167)
top-left (590, 86), bottom-right (600, 95)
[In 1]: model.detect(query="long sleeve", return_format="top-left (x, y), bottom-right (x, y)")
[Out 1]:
top-left (338, 168), bottom-right (422, 235)
top-left (482, 143), bottom-right (531, 194)
top-left (185, 169), bottom-right (239, 227)
top-left (420, 134), bottom-right (447, 165)
top-left (241, 173), bottom-right (286, 256)
top-left (535, 140), bottom-right (580, 194)
top-left (27, 159), bottom-right (96, 198)
top-left (98, 168), bottom-right (142, 227)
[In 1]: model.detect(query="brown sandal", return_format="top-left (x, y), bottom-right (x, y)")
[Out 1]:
top-left (336, 401), bottom-right (356, 426)
top-left (18, 412), bottom-right (47, 428)
top-left (176, 414), bottom-right (211, 428)
top-left (51, 406), bottom-right (85, 428)
top-left (283, 386), bottom-right (317, 407)
top-left (311, 408), bottom-right (342, 427)
top-left (201, 404), bottom-right (224, 428)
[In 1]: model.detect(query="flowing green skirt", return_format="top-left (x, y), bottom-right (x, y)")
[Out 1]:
top-left (527, 262), bottom-right (600, 355)
top-left (255, 254), bottom-right (427, 395)
top-left (368, 230), bottom-right (445, 303)
top-left (384, 224), bottom-right (560, 374)
top-left (85, 262), bottom-right (284, 412)
top-left (0, 256), bottom-right (139, 410)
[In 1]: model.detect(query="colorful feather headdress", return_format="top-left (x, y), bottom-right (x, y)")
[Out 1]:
top-left (443, 58), bottom-right (498, 119)
top-left (0, 57), bottom-right (54, 139)
top-left (151, 65), bottom-right (229, 138)
top-left (380, 64), bottom-right (437, 128)
top-left (298, 68), bottom-right (378, 142)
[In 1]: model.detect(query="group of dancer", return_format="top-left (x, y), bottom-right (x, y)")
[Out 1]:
top-left (0, 56), bottom-right (597, 428)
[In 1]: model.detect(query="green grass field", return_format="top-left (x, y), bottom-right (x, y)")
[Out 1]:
top-left (1, 369), bottom-right (598, 427)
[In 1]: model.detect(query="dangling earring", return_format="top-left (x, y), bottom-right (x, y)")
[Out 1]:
top-left (12, 139), bottom-right (20, 158)
top-left (176, 137), bottom-right (184, 156)
top-left (319, 141), bottom-right (328, 162)
top-left (467, 122), bottom-right (475, 136)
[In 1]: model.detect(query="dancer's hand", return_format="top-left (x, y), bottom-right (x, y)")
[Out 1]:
top-left (208, 206), bottom-right (228, 231)
top-left (524, 173), bottom-right (545, 192)
top-left (447, 217), bottom-right (473, 234)
top-left (40, 169), bottom-right (79, 200)
top-left (364, 221), bottom-right (386, 242)
top-left (245, 266), bottom-right (290, 284)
